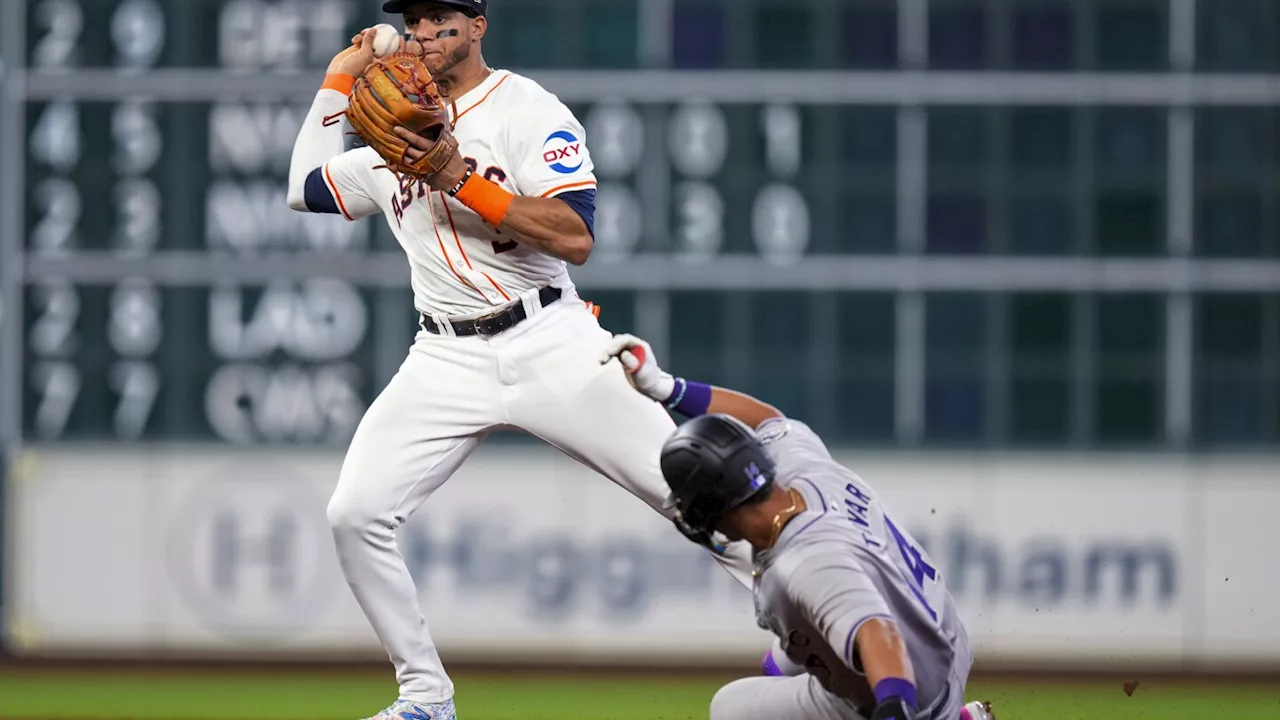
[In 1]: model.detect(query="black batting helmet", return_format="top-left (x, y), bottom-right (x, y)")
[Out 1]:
top-left (660, 414), bottom-right (776, 554)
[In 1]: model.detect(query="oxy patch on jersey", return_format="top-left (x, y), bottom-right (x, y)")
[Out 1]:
top-left (542, 130), bottom-right (585, 174)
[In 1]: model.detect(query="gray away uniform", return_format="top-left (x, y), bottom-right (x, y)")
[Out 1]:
top-left (709, 418), bottom-right (972, 720)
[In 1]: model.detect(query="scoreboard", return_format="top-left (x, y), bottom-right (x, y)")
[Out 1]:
top-left (3, 0), bottom-right (1280, 449)
top-left (14, 0), bottom-right (380, 443)
top-left (3, 0), bottom-right (842, 445)
top-left (21, 92), bottom-right (384, 443)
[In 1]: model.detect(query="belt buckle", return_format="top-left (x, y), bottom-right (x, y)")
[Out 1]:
top-left (472, 309), bottom-right (505, 338)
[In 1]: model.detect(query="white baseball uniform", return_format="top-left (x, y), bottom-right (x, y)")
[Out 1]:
top-left (287, 68), bottom-right (754, 704)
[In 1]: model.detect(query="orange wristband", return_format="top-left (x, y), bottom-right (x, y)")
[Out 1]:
top-left (321, 73), bottom-right (356, 95)
top-left (452, 169), bottom-right (515, 227)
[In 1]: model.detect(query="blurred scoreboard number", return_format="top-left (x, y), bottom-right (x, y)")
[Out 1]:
top-left (22, 0), bottom-right (380, 443)
top-left (30, 0), bottom-right (356, 72)
top-left (23, 282), bottom-right (376, 443)
top-left (19, 0), bottom-right (829, 444)
top-left (24, 92), bottom-right (168, 441)
top-left (587, 100), bottom-right (811, 264)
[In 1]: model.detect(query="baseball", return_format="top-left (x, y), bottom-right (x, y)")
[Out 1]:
top-left (370, 23), bottom-right (403, 58)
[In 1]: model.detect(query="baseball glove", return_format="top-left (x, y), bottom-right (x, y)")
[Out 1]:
top-left (339, 52), bottom-right (458, 177)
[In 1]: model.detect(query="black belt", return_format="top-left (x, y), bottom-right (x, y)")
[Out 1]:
top-left (421, 286), bottom-right (563, 338)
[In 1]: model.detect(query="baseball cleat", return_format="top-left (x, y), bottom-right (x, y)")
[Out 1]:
top-left (960, 700), bottom-right (996, 720)
top-left (360, 698), bottom-right (456, 720)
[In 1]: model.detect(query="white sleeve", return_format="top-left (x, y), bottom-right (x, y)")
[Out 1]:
top-left (287, 88), bottom-right (381, 220)
top-left (507, 97), bottom-right (598, 199)
top-left (318, 151), bottom-right (382, 221)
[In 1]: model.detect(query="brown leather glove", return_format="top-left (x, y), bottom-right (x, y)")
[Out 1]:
top-left (343, 53), bottom-right (458, 178)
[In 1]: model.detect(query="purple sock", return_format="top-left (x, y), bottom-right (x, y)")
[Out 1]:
top-left (761, 651), bottom-right (784, 676)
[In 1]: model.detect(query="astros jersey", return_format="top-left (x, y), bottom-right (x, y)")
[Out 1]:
top-left (750, 419), bottom-right (967, 717)
top-left (319, 70), bottom-right (596, 316)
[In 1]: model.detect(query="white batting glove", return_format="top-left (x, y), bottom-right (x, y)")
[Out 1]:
top-left (599, 333), bottom-right (676, 403)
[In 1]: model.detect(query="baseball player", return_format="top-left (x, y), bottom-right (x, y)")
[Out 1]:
top-left (286, 2), bottom-right (754, 719)
top-left (599, 333), bottom-right (996, 720)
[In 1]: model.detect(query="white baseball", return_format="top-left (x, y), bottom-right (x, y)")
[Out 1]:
top-left (370, 24), bottom-right (403, 58)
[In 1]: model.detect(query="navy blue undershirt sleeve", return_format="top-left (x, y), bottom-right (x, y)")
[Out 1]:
top-left (303, 167), bottom-right (341, 214)
top-left (553, 189), bottom-right (596, 238)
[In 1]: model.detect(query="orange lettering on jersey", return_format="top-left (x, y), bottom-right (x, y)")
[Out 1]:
top-left (463, 159), bottom-right (514, 253)
top-left (390, 174), bottom-right (430, 224)
top-left (464, 156), bottom-right (508, 187)
top-left (399, 174), bottom-right (415, 207)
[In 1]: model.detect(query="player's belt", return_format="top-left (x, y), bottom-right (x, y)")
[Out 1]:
top-left (421, 286), bottom-right (563, 338)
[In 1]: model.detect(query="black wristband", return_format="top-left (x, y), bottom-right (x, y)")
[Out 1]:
top-left (446, 166), bottom-right (474, 197)
top-left (869, 698), bottom-right (915, 720)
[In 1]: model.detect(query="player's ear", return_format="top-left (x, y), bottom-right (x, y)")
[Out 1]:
top-left (471, 15), bottom-right (487, 41)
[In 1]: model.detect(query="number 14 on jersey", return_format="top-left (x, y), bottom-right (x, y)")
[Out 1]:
top-left (885, 516), bottom-right (939, 621)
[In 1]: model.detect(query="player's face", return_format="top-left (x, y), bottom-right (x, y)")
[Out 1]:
top-left (403, 3), bottom-right (481, 76)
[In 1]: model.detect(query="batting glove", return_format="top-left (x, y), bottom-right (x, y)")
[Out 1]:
top-left (599, 333), bottom-right (676, 403)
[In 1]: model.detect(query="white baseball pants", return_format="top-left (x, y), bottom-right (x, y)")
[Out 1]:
top-left (326, 291), bottom-right (755, 703)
